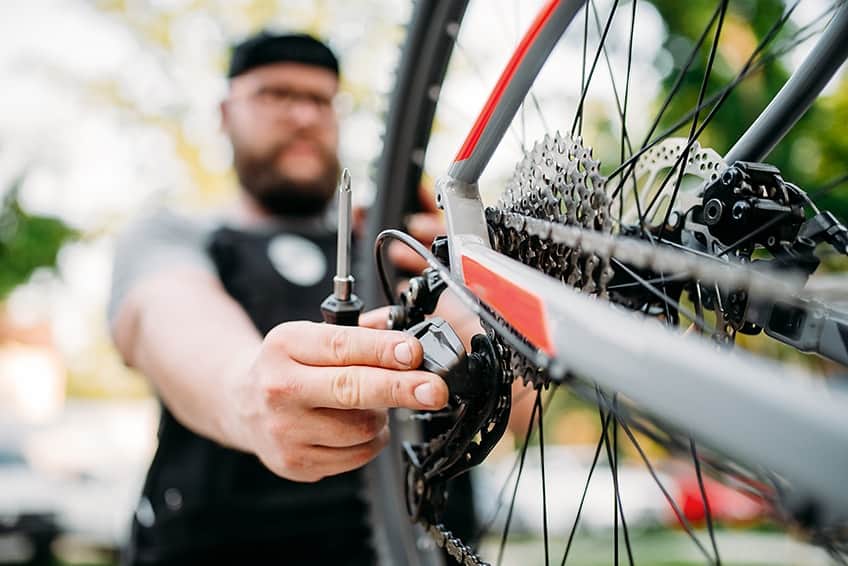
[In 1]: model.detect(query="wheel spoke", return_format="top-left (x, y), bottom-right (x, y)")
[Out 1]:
top-left (691, 440), bottom-right (722, 566)
top-left (648, 0), bottom-right (729, 328)
top-left (606, 272), bottom-right (690, 291)
top-left (600, 395), bottom-right (636, 566)
top-left (655, 0), bottom-right (729, 235)
top-left (496, 389), bottom-right (540, 566)
top-left (536, 389), bottom-right (551, 566)
top-left (616, 421), bottom-right (636, 566)
top-left (589, 0), bottom-right (635, 158)
top-left (627, 0), bottom-right (801, 223)
top-left (474, 441), bottom-right (523, 539)
top-left (577, 1), bottom-right (591, 136)
top-left (610, 258), bottom-right (715, 334)
top-left (571, 0), bottom-right (622, 137)
top-left (716, 212), bottom-right (791, 258)
top-left (560, 410), bottom-right (612, 565)
top-left (453, 37), bottom-right (527, 154)
top-left (618, 418), bottom-right (717, 564)
top-left (810, 171), bottom-right (848, 199)
top-left (609, 0), bottom-right (802, 210)
top-left (608, 0), bottom-right (725, 202)
top-left (599, 395), bottom-right (620, 566)
top-left (530, 91), bottom-right (552, 136)
top-left (618, 0), bottom-right (638, 228)
top-left (472, 386), bottom-right (541, 540)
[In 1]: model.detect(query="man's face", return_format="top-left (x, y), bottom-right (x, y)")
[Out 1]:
top-left (222, 62), bottom-right (340, 216)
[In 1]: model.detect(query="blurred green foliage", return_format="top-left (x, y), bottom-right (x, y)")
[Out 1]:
top-left (0, 178), bottom-right (77, 300)
top-left (651, 0), bottom-right (848, 220)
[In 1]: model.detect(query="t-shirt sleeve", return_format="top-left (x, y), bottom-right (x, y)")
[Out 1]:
top-left (108, 209), bottom-right (216, 329)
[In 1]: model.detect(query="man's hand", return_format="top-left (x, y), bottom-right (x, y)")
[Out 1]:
top-left (229, 321), bottom-right (448, 482)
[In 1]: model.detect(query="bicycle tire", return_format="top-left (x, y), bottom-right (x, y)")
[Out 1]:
top-left (361, 2), bottom-right (470, 565)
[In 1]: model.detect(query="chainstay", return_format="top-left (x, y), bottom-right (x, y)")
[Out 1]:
top-left (486, 208), bottom-right (809, 305)
top-left (412, 207), bottom-right (810, 563)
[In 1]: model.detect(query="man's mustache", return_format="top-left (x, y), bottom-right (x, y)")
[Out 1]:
top-left (264, 135), bottom-right (332, 162)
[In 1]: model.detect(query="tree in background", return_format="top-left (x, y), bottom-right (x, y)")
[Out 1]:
top-left (0, 176), bottom-right (76, 301)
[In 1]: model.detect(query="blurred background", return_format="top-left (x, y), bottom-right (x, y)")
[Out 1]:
top-left (0, 0), bottom-right (845, 564)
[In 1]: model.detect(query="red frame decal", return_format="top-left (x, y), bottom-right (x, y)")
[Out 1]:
top-left (454, 0), bottom-right (562, 162)
top-left (461, 255), bottom-right (555, 356)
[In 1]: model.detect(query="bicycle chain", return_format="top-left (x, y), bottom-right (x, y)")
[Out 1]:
top-left (422, 523), bottom-right (488, 566)
top-left (487, 208), bottom-right (807, 307)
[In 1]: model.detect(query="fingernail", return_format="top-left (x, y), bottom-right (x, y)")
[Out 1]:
top-left (414, 383), bottom-right (436, 406)
top-left (394, 342), bottom-right (413, 366)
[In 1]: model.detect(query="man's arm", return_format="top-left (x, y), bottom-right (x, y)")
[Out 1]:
top-left (113, 266), bottom-right (262, 451)
top-left (112, 262), bottom-right (449, 483)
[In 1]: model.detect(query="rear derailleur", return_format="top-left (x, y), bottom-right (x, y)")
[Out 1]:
top-left (387, 247), bottom-right (513, 527)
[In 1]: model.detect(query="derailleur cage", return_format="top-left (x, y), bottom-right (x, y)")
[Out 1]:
top-left (402, 319), bottom-right (505, 524)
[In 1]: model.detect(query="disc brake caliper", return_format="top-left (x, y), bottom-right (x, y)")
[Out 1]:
top-left (691, 161), bottom-right (848, 332)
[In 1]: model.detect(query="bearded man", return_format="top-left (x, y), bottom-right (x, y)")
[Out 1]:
top-left (109, 32), bottom-right (451, 565)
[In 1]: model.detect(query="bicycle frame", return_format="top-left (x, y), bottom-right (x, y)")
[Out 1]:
top-left (438, 0), bottom-right (848, 525)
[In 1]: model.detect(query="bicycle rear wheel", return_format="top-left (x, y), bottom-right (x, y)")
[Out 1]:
top-left (366, 1), bottom-right (848, 564)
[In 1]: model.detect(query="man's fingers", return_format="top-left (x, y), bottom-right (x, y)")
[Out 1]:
top-left (359, 307), bottom-right (391, 330)
top-left (303, 427), bottom-right (391, 480)
top-left (388, 241), bottom-right (428, 273)
top-left (387, 212), bottom-right (444, 272)
top-left (406, 212), bottom-right (443, 244)
top-left (300, 408), bottom-right (389, 448)
top-left (303, 365), bottom-right (449, 411)
top-left (272, 321), bottom-right (422, 369)
top-left (385, 208), bottom-right (445, 274)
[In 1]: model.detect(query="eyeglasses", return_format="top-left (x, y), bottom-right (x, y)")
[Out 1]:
top-left (236, 86), bottom-right (336, 119)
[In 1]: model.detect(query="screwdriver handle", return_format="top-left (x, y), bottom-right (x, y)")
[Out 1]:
top-left (321, 293), bottom-right (363, 326)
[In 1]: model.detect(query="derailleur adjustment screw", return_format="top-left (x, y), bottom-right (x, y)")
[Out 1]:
top-left (704, 198), bottom-right (724, 226)
top-left (387, 305), bottom-right (406, 330)
top-left (407, 277), bottom-right (422, 304)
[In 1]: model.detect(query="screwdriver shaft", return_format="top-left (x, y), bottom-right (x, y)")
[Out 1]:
top-left (333, 168), bottom-right (354, 301)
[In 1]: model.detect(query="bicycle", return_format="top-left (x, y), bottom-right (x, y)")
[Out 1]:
top-left (361, 1), bottom-right (848, 564)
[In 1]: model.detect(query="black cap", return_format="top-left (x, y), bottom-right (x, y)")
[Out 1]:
top-left (228, 31), bottom-right (340, 79)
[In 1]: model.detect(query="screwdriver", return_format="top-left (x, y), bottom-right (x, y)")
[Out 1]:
top-left (321, 168), bottom-right (363, 326)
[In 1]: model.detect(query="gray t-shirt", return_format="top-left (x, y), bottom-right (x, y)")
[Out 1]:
top-left (108, 207), bottom-right (336, 329)
top-left (108, 209), bottom-right (215, 329)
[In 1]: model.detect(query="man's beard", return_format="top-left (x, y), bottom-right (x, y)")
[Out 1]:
top-left (232, 138), bottom-right (340, 217)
